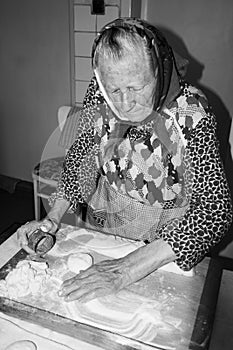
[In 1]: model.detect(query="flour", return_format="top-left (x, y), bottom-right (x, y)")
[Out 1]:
top-left (4, 340), bottom-right (37, 350)
top-left (0, 260), bottom-right (54, 299)
top-left (0, 251), bottom-right (94, 300)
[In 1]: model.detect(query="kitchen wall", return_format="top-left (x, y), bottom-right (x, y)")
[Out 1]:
top-left (0, 0), bottom-right (140, 182)
top-left (142, 0), bottom-right (233, 257)
top-left (0, 0), bottom-right (71, 181)
top-left (142, 0), bottom-right (233, 166)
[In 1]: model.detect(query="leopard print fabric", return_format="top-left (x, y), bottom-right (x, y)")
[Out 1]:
top-left (157, 83), bottom-right (233, 269)
top-left (51, 79), bottom-right (232, 270)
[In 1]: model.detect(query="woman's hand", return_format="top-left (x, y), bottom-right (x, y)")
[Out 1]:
top-left (59, 238), bottom-right (176, 303)
top-left (16, 218), bottom-right (58, 254)
top-left (59, 258), bottom-right (128, 303)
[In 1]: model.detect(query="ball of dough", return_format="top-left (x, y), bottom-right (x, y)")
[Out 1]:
top-left (67, 252), bottom-right (93, 274)
top-left (4, 340), bottom-right (37, 350)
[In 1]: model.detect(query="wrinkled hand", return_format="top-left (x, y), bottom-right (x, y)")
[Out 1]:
top-left (16, 218), bottom-right (58, 254)
top-left (59, 258), bottom-right (128, 303)
top-left (59, 238), bottom-right (177, 304)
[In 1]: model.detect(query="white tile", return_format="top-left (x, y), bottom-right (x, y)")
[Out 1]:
top-left (75, 57), bottom-right (92, 80)
top-left (75, 81), bottom-right (90, 103)
top-left (74, 5), bottom-right (96, 31)
top-left (74, 32), bottom-right (96, 57)
top-left (97, 6), bottom-right (119, 31)
top-left (74, 0), bottom-right (92, 5)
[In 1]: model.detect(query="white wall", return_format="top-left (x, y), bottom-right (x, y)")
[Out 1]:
top-left (0, 0), bottom-right (71, 181)
top-left (142, 0), bottom-right (233, 117)
top-left (0, 0), bottom-right (141, 182)
top-left (142, 0), bottom-right (233, 257)
top-left (142, 0), bottom-right (233, 162)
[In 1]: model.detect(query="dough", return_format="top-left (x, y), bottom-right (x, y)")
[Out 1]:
top-left (4, 340), bottom-right (37, 350)
top-left (1, 260), bottom-right (50, 299)
top-left (67, 252), bottom-right (93, 274)
top-left (55, 239), bottom-right (80, 254)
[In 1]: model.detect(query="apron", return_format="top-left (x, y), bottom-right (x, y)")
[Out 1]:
top-left (86, 175), bottom-right (189, 242)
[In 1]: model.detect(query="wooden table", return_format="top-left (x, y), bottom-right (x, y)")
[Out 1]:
top-left (0, 223), bottom-right (223, 350)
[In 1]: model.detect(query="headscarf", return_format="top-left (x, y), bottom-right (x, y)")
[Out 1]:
top-left (91, 17), bottom-right (188, 163)
top-left (92, 17), bottom-right (184, 116)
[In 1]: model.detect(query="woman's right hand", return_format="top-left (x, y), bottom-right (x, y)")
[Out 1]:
top-left (16, 218), bottom-right (58, 254)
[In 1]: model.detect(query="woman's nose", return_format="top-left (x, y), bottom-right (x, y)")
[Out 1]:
top-left (121, 90), bottom-right (135, 112)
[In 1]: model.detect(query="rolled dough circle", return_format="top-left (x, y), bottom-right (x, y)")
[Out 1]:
top-left (67, 252), bottom-right (93, 274)
top-left (4, 340), bottom-right (37, 350)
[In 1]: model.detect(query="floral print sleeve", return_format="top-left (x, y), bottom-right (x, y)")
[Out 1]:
top-left (157, 96), bottom-right (232, 270)
top-left (49, 78), bottom-right (100, 212)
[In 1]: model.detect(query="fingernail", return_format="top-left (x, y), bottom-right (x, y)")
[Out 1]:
top-left (40, 226), bottom-right (48, 232)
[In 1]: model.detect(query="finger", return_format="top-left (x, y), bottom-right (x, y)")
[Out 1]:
top-left (78, 288), bottom-right (105, 303)
top-left (40, 219), bottom-right (54, 233)
top-left (60, 271), bottom-right (100, 297)
top-left (16, 223), bottom-right (35, 245)
top-left (59, 276), bottom-right (87, 296)
top-left (20, 244), bottom-right (35, 255)
top-left (60, 273), bottom-right (111, 300)
top-left (16, 225), bottom-right (29, 241)
top-left (16, 221), bottom-right (42, 252)
top-left (60, 276), bottom-right (77, 289)
top-left (17, 221), bottom-right (39, 239)
top-left (65, 285), bottom-right (102, 302)
top-left (18, 239), bottom-right (35, 254)
top-left (61, 267), bottom-right (97, 289)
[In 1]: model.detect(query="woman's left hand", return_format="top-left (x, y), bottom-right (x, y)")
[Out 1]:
top-left (58, 258), bottom-right (128, 303)
top-left (59, 238), bottom-right (176, 303)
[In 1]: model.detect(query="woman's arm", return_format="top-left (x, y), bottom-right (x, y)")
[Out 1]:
top-left (59, 104), bottom-right (232, 303)
top-left (47, 198), bottom-right (71, 226)
top-left (59, 238), bottom-right (175, 303)
top-left (157, 112), bottom-right (232, 271)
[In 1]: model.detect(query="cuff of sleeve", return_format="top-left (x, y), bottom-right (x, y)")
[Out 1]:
top-left (158, 228), bottom-right (201, 271)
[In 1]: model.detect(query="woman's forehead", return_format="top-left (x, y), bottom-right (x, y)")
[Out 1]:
top-left (99, 55), bottom-right (152, 85)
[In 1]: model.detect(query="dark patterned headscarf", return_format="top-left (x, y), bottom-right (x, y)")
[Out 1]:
top-left (92, 17), bottom-right (187, 119)
top-left (91, 17), bottom-right (188, 161)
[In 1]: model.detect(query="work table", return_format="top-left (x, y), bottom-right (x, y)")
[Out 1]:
top-left (0, 223), bottom-right (225, 350)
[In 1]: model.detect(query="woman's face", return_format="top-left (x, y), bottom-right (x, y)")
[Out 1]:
top-left (98, 54), bottom-right (157, 122)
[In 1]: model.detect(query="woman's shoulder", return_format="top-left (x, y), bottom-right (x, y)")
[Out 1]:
top-left (82, 76), bottom-right (104, 109)
top-left (171, 81), bottom-right (217, 139)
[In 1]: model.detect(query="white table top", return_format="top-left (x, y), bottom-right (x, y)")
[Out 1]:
top-left (0, 224), bottom-right (222, 350)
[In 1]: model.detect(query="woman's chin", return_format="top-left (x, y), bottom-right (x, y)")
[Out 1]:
top-left (118, 108), bottom-right (152, 123)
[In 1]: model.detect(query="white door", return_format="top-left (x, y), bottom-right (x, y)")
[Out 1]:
top-left (70, 0), bottom-right (140, 105)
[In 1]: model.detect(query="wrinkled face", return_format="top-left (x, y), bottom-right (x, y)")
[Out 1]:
top-left (98, 54), bottom-right (157, 122)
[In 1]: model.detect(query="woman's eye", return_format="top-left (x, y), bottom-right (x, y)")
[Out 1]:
top-left (129, 86), bottom-right (144, 92)
top-left (111, 86), bottom-right (144, 95)
top-left (133, 86), bottom-right (143, 92)
top-left (112, 89), bottom-right (120, 95)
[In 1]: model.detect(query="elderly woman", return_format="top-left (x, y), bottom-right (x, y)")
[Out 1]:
top-left (17, 18), bottom-right (232, 302)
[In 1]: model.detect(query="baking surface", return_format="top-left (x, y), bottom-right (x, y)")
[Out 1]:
top-left (0, 225), bottom-right (217, 350)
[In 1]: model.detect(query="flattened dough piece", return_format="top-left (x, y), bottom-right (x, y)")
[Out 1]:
top-left (67, 252), bottom-right (93, 274)
top-left (4, 340), bottom-right (37, 350)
